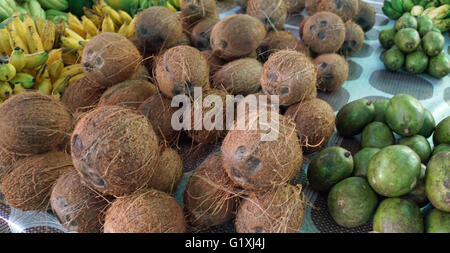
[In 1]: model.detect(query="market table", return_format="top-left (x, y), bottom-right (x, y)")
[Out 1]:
top-left (0, 0), bottom-right (449, 233)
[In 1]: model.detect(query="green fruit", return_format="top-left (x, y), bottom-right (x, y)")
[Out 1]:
top-left (422, 31), bottom-right (445, 57)
top-left (425, 151), bottom-right (450, 212)
top-left (394, 28), bottom-right (421, 53)
top-left (336, 99), bottom-right (375, 137)
top-left (368, 145), bottom-right (422, 197)
top-left (399, 135), bottom-right (432, 163)
top-left (405, 50), bottom-right (429, 74)
top-left (373, 99), bottom-right (389, 122)
top-left (328, 177), bottom-right (378, 228)
top-left (373, 198), bottom-right (424, 233)
top-left (432, 144), bottom-right (450, 156)
top-left (307, 147), bottom-right (354, 192)
top-left (402, 178), bottom-right (429, 207)
top-left (395, 14), bottom-right (418, 31)
top-left (417, 15), bottom-right (434, 37)
top-left (361, 122), bottom-right (395, 149)
top-left (425, 209), bottom-right (450, 233)
top-left (433, 116), bottom-right (450, 145)
top-left (354, 148), bottom-right (380, 178)
top-left (417, 109), bottom-right (435, 138)
top-left (379, 28), bottom-right (397, 49)
top-left (383, 45), bottom-right (405, 71)
top-left (385, 94), bottom-right (425, 137)
top-left (427, 53), bottom-right (450, 78)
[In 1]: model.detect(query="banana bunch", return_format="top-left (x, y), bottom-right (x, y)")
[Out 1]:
top-left (0, 0), bottom-right (18, 21)
top-left (38, 0), bottom-right (69, 11)
top-left (20, 0), bottom-right (47, 20)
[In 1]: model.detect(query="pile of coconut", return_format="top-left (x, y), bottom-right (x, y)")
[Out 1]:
top-left (0, 0), bottom-right (377, 233)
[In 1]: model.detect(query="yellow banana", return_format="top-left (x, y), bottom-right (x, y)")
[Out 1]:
top-left (83, 7), bottom-right (103, 27)
top-left (65, 28), bottom-right (85, 42)
top-left (166, 2), bottom-right (178, 12)
top-left (61, 49), bottom-right (80, 66)
top-left (25, 25), bottom-right (44, 53)
top-left (118, 21), bottom-right (129, 37)
top-left (9, 47), bottom-right (26, 72)
top-left (46, 48), bottom-right (63, 66)
top-left (0, 82), bottom-right (13, 99)
top-left (61, 36), bottom-right (82, 50)
top-left (0, 63), bottom-right (16, 82)
top-left (0, 29), bottom-right (13, 56)
top-left (102, 5), bottom-right (122, 26)
top-left (35, 64), bottom-right (49, 84)
top-left (52, 75), bottom-right (71, 99)
top-left (48, 58), bottom-right (64, 83)
top-left (37, 77), bottom-right (52, 95)
top-left (35, 16), bottom-right (46, 37)
top-left (81, 16), bottom-right (99, 37)
top-left (6, 23), bottom-right (29, 54)
top-left (54, 20), bottom-right (66, 45)
top-left (24, 50), bottom-right (49, 69)
top-left (69, 73), bottom-right (84, 85)
top-left (13, 83), bottom-right (26, 94)
top-left (23, 15), bottom-right (38, 34)
top-left (127, 16), bottom-right (137, 38)
top-left (11, 15), bottom-right (27, 45)
top-left (102, 14), bottom-right (116, 33)
top-left (10, 73), bottom-right (35, 88)
top-left (118, 10), bottom-right (132, 23)
top-left (61, 64), bottom-right (83, 77)
top-left (42, 20), bottom-right (56, 51)
top-left (67, 13), bottom-right (86, 39)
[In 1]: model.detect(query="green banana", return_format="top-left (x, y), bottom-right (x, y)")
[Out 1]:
top-left (402, 0), bottom-right (415, 12)
top-left (24, 50), bottom-right (49, 70)
top-left (0, 6), bottom-right (11, 21)
top-left (391, 0), bottom-right (405, 13)
top-left (9, 47), bottom-right (26, 72)
top-left (0, 81), bottom-right (13, 99)
top-left (9, 72), bottom-right (35, 88)
top-left (39, 0), bottom-right (68, 12)
top-left (383, 1), bottom-right (403, 19)
top-left (0, 63), bottom-right (16, 82)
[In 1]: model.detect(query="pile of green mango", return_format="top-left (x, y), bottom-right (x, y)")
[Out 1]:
top-left (307, 94), bottom-right (450, 233)
top-left (379, 13), bottom-right (449, 78)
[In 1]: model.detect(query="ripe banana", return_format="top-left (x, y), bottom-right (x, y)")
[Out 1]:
top-left (127, 17), bottom-right (137, 38)
top-left (67, 13), bottom-right (87, 38)
top-left (69, 73), bottom-right (84, 85)
top-left (48, 58), bottom-right (63, 83)
top-left (37, 77), bottom-right (52, 95)
top-left (61, 36), bottom-right (82, 50)
top-left (34, 16), bottom-right (46, 37)
top-left (82, 16), bottom-right (99, 37)
top-left (118, 10), bottom-right (132, 23)
top-left (6, 23), bottom-right (29, 54)
top-left (46, 49), bottom-right (63, 66)
top-left (24, 50), bottom-right (49, 69)
top-left (25, 25), bottom-right (45, 54)
top-left (83, 7), bottom-right (102, 27)
top-left (0, 29), bottom-right (13, 56)
top-left (102, 5), bottom-right (122, 26)
top-left (61, 49), bottom-right (79, 66)
top-left (9, 47), bottom-right (26, 72)
top-left (65, 28), bottom-right (85, 42)
top-left (42, 20), bottom-right (56, 51)
top-left (61, 64), bottom-right (83, 77)
top-left (102, 14), bottom-right (116, 33)
top-left (35, 64), bottom-right (49, 84)
top-left (0, 63), bottom-right (16, 81)
top-left (52, 75), bottom-right (71, 99)
top-left (0, 82), bottom-right (13, 99)
top-left (11, 15), bottom-right (27, 45)
top-left (13, 83), bottom-right (26, 94)
top-left (118, 21), bottom-right (130, 37)
top-left (10, 72), bottom-right (35, 88)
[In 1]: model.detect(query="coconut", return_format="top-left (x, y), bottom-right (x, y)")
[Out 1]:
top-left (190, 18), bottom-right (219, 50)
top-left (317, 0), bottom-right (361, 22)
top-left (299, 16), bottom-right (310, 39)
top-left (210, 14), bottom-right (267, 61)
top-left (247, 0), bottom-right (287, 32)
top-left (212, 58), bottom-right (262, 95)
top-left (313, 53), bottom-right (349, 92)
top-left (1, 152), bottom-right (73, 211)
top-left (135, 7), bottom-right (183, 53)
top-left (82, 33), bottom-right (142, 88)
top-left (285, 98), bottom-right (335, 153)
top-left (71, 106), bottom-right (160, 196)
top-left (155, 45), bottom-right (210, 98)
top-left (354, 1), bottom-right (376, 32)
top-left (98, 80), bottom-right (158, 109)
top-left (339, 21), bottom-right (365, 56)
top-left (0, 148), bottom-right (22, 184)
top-left (138, 95), bottom-right (180, 143)
top-left (221, 111), bottom-right (303, 191)
top-left (50, 170), bottom-right (111, 233)
top-left (285, 0), bottom-right (306, 13)
top-left (201, 50), bottom-right (228, 75)
top-left (257, 31), bottom-right (310, 62)
top-left (61, 77), bottom-right (105, 113)
top-left (236, 93), bottom-right (279, 115)
top-left (305, 0), bottom-right (320, 15)
top-left (184, 154), bottom-right (241, 229)
top-left (235, 183), bottom-right (305, 233)
top-left (260, 50), bottom-right (317, 106)
top-left (103, 189), bottom-right (186, 233)
top-left (181, 0), bottom-right (218, 28)
top-left (302, 11), bottom-right (346, 54)
top-left (128, 64), bottom-right (150, 81)
top-left (0, 92), bottom-right (73, 156)
top-left (147, 148), bottom-right (183, 194)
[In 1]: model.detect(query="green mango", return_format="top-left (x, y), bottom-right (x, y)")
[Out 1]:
top-left (354, 147), bottom-right (381, 178)
top-left (425, 208), bottom-right (450, 233)
top-left (432, 144), bottom-right (450, 156)
top-left (361, 122), bottom-right (395, 149)
top-left (373, 99), bottom-right (389, 122)
top-left (385, 94), bottom-right (425, 137)
top-left (399, 135), bottom-right (432, 163)
top-left (417, 15), bottom-right (434, 37)
top-left (405, 50), bottom-right (429, 74)
top-left (402, 178), bottom-right (429, 207)
top-left (379, 28), bottom-right (397, 49)
top-left (433, 116), bottom-right (450, 145)
top-left (373, 198), bottom-right (424, 233)
top-left (427, 53), bottom-right (450, 79)
top-left (395, 14), bottom-right (418, 30)
top-left (394, 28), bottom-right (421, 53)
top-left (336, 99), bottom-right (375, 137)
top-left (425, 151), bottom-right (450, 212)
top-left (417, 109), bottom-right (436, 138)
top-left (422, 31), bottom-right (445, 57)
top-left (383, 45), bottom-right (405, 71)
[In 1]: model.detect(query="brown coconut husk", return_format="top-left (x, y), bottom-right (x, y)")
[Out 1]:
top-left (103, 189), bottom-right (186, 233)
top-left (155, 45), bottom-right (210, 98)
top-left (260, 50), bottom-right (317, 106)
top-left (305, 0), bottom-right (320, 15)
top-left (184, 154), bottom-right (242, 229)
top-left (257, 31), bottom-right (310, 62)
top-left (285, 98), bottom-right (335, 154)
top-left (235, 183), bottom-right (306, 233)
top-left (189, 18), bottom-right (219, 51)
top-left (82, 33), bottom-right (142, 88)
top-left (302, 12), bottom-right (346, 54)
top-left (313, 53), bottom-right (349, 92)
top-left (221, 111), bottom-right (303, 191)
top-left (0, 92), bottom-right (73, 156)
top-left (147, 148), bottom-right (183, 194)
top-left (128, 64), bottom-right (151, 81)
top-left (354, 1), bottom-right (376, 32)
top-left (317, 0), bottom-right (361, 22)
top-left (247, 0), bottom-right (287, 32)
top-left (201, 50), bottom-right (228, 75)
top-left (70, 106), bottom-right (160, 196)
top-left (98, 80), bottom-right (158, 109)
top-left (181, 0), bottom-right (219, 29)
top-left (50, 170), bottom-right (112, 233)
top-left (212, 58), bottom-right (262, 95)
top-left (236, 93), bottom-right (279, 116)
top-left (299, 16), bottom-right (310, 39)
top-left (0, 147), bottom-right (23, 184)
top-left (210, 14), bottom-right (267, 61)
top-left (135, 7), bottom-right (184, 54)
top-left (1, 152), bottom-right (73, 211)
top-left (285, 0), bottom-right (306, 13)
top-left (339, 21), bottom-right (365, 57)
top-left (61, 77), bottom-right (105, 113)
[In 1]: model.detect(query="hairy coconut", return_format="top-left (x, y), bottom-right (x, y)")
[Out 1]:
top-left (155, 45), bottom-right (210, 98)
top-left (1, 152), bottom-right (73, 211)
top-left (339, 21), bottom-right (365, 56)
top-left (285, 98), bottom-right (335, 153)
top-left (147, 148), bottom-right (183, 194)
top-left (212, 58), bottom-right (262, 95)
top-left (285, 0), bottom-right (306, 13)
top-left (354, 1), bottom-right (375, 32)
top-left (247, 0), bottom-right (287, 32)
top-left (235, 184), bottom-right (305, 233)
top-left (305, 0), bottom-right (320, 15)
top-left (61, 77), bottom-right (105, 113)
top-left (135, 7), bottom-right (183, 53)
top-left (98, 80), bottom-right (157, 109)
top-left (302, 11), bottom-right (346, 54)
top-left (236, 93), bottom-right (279, 116)
top-left (82, 33), bottom-right (142, 87)
top-left (103, 189), bottom-right (186, 233)
top-left (257, 31), bottom-right (310, 62)
top-left (317, 0), bottom-right (361, 22)
top-left (313, 53), bottom-right (349, 92)
top-left (222, 111), bottom-right (303, 190)
top-left (184, 154), bottom-right (241, 228)
top-left (50, 170), bottom-right (111, 233)
top-left (260, 50), bottom-right (317, 106)
top-left (181, 0), bottom-right (218, 28)
top-left (299, 16), bottom-right (310, 39)
top-left (0, 92), bottom-right (73, 156)
top-left (128, 64), bottom-right (150, 81)
top-left (190, 18), bottom-right (219, 50)
top-left (210, 14), bottom-right (267, 61)
top-left (201, 50), bottom-right (228, 75)
top-left (71, 106), bottom-right (160, 196)
top-left (0, 148), bottom-right (22, 184)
